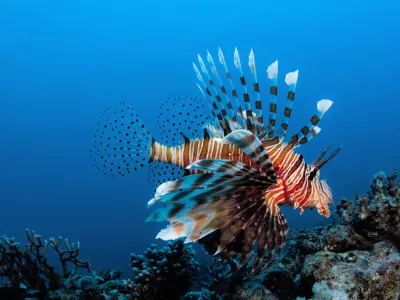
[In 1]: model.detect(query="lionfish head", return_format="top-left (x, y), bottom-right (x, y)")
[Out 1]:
top-left (307, 169), bottom-right (333, 217)
top-left (306, 145), bottom-right (342, 217)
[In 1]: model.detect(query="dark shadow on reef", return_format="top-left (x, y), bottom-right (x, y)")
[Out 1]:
top-left (1, 170), bottom-right (399, 299)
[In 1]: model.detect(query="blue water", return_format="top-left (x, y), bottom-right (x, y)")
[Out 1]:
top-left (1, 0), bottom-right (399, 273)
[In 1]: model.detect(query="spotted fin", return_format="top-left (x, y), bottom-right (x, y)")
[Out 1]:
top-left (147, 162), bottom-right (184, 196)
top-left (90, 102), bottom-right (152, 176)
top-left (156, 92), bottom-right (216, 147)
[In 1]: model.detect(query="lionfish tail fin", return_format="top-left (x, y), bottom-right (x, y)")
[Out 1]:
top-left (90, 102), bottom-right (153, 176)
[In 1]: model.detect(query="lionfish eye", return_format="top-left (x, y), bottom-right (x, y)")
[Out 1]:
top-left (308, 169), bottom-right (318, 181)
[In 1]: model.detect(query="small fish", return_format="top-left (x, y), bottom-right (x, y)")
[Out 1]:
top-left (90, 47), bottom-right (341, 272)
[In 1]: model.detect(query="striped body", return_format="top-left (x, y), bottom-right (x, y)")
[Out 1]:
top-left (150, 138), bottom-right (255, 169)
top-left (149, 137), bottom-right (332, 216)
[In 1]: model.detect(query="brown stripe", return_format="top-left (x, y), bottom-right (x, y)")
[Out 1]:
top-left (254, 82), bottom-right (260, 92)
top-left (311, 115), bottom-right (320, 125)
top-left (300, 126), bottom-right (310, 135)
top-left (284, 107), bottom-right (291, 118)
top-left (287, 154), bottom-right (304, 179)
top-left (183, 139), bottom-right (190, 167)
top-left (149, 139), bottom-right (157, 161)
top-left (269, 119), bottom-right (276, 126)
top-left (166, 147), bottom-right (172, 162)
top-left (299, 137), bottom-right (308, 145)
top-left (192, 140), bottom-right (199, 161)
top-left (200, 138), bottom-right (209, 160)
top-left (168, 203), bottom-right (185, 219)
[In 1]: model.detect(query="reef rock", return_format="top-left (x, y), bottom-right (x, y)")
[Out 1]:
top-left (233, 280), bottom-right (277, 300)
top-left (301, 241), bottom-right (400, 299)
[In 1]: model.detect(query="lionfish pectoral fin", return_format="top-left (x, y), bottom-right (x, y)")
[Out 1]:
top-left (198, 198), bottom-right (289, 274)
top-left (147, 159), bottom-right (278, 271)
top-left (223, 129), bottom-right (277, 182)
top-left (252, 203), bottom-right (288, 272)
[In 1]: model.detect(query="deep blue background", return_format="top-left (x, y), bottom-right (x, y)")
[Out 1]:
top-left (0, 0), bottom-right (399, 273)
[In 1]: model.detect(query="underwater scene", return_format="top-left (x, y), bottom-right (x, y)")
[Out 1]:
top-left (1, 0), bottom-right (400, 299)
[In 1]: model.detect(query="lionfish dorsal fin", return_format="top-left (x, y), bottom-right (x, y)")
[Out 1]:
top-left (198, 53), bottom-right (232, 135)
top-left (248, 49), bottom-right (266, 138)
top-left (194, 62), bottom-right (226, 135)
top-left (217, 47), bottom-right (246, 128)
top-left (266, 60), bottom-right (278, 139)
top-left (234, 47), bottom-right (256, 134)
top-left (279, 70), bottom-right (299, 139)
top-left (291, 99), bottom-right (333, 147)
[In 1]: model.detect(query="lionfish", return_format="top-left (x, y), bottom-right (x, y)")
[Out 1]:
top-left (90, 47), bottom-right (341, 271)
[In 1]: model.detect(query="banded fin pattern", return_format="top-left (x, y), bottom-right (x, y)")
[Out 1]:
top-left (223, 130), bottom-right (276, 180)
top-left (248, 49), bottom-right (266, 138)
top-left (147, 157), bottom-right (287, 272)
top-left (234, 47), bottom-right (256, 133)
top-left (194, 48), bottom-right (334, 149)
top-left (266, 60), bottom-right (278, 139)
top-left (291, 99), bottom-right (333, 147)
top-left (280, 70), bottom-right (299, 138)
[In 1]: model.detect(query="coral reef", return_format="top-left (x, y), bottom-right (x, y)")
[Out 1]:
top-left (0, 229), bottom-right (92, 299)
top-left (1, 170), bottom-right (399, 299)
top-left (337, 170), bottom-right (400, 246)
top-left (130, 238), bottom-right (199, 299)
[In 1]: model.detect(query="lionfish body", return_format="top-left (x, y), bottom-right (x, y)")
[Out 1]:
top-left (91, 47), bottom-right (341, 271)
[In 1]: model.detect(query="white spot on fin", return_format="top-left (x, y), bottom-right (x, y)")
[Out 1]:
top-left (317, 99), bottom-right (333, 114)
top-left (285, 70), bottom-right (299, 86)
top-left (267, 60), bottom-right (278, 79)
